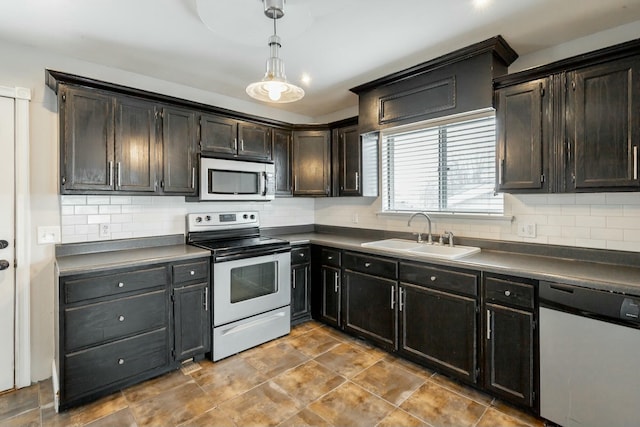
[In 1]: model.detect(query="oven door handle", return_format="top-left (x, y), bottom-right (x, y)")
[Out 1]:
top-left (213, 246), bottom-right (291, 263)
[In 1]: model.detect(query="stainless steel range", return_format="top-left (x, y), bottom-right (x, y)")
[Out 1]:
top-left (186, 211), bottom-right (291, 361)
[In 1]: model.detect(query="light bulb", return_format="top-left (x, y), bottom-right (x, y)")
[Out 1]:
top-left (268, 88), bottom-right (282, 101)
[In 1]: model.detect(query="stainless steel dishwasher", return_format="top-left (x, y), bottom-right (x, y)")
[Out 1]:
top-left (539, 281), bottom-right (640, 427)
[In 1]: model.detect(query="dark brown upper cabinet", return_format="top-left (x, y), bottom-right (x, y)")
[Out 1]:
top-left (568, 56), bottom-right (640, 190)
top-left (495, 40), bottom-right (640, 193)
top-left (59, 85), bottom-right (158, 194)
top-left (351, 36), bottom-right (517, 134)
top-left (333, 125), bottom-right (362, 196)
top-left (495, 78), bottom-right (550, 192)
top-left (199, 113), bottom-right (272, 161)
top-left (292, 130), bottom-right (331, 196)
top-left (272, 129), bottom-right (293, 196)
top-left (159, 106), bottom-right (198, 195)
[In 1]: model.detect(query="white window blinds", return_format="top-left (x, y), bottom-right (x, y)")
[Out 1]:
top-left (381, 111), bottom-right (503, 214)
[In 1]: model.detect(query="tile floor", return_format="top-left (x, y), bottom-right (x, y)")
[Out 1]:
top-left (0, 321), bottom-right (545, 427)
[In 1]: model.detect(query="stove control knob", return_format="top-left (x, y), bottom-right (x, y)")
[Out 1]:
top-left (205, 215), bottom-right (211, 222)
top-left (195, 216), bottom-right (202, 223)
top-left (250, 214), bottom-right (255, 220)
top-left (243, 214), bottom-right (248, 219)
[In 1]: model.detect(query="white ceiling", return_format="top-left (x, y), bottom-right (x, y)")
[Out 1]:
top-left (1, 0), bottom-right (640, 119)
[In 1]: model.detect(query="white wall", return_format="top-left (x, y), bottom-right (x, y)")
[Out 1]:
top-left (1, 19), bottom-right (640, 383)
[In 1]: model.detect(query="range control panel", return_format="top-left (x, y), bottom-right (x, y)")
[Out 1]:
top-left (186, 211), bottom-right (259, 231)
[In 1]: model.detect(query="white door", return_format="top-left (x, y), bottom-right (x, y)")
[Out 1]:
top-left (0, 95), bottom-right (15, 392)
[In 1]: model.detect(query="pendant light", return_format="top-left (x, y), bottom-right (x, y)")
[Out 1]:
top-left (246, 0), bottom-right (304, 103)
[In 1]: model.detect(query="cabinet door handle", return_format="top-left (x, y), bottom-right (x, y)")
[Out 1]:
top-left (634, 146), bottom-right (638, 180)
top-left (399, 287), bottom-right (405, 312)
top-left (327, 255), bottom-right (333, 260)
top-left (204, 287), bottom-right (208, 311)
top-left (390, 286), bottom-right (395, 309)
top-left (504, 290), bottom-right (511, 297)
top-left (241, 139), bottom-right (244, 152)
top-left (234, 138), bottom-right (238, 151)
top-left (334, 273), bottom-right (339, 293)
top-left (486, 309), bottom-right (492, 340)
top-left (118, 282), bottom-right (124, 288)
top-left (355, 172), bottom-right (359, 191)
top-left (364, 262), bottom-right (371, 268)
top-left (108, 161), bottom-right (114, 187)
top-left (430, 276), bottom-right (436, 281)
top-left (191, 167), bottom-right (196, 189)
top-left (116, 162), bottom-right (121, 188)
top-left (292, 271), bottom-right (296, 289)
top-left (190, 270), bottom-right (195, 276)
top-left (118, 315), bottom-right (125, 322)
top-left (499, 159), bottom-right (504, 185)
top-left (118, 358), bottom-right (125, 365)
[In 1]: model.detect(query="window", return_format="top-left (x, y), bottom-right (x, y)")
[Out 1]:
top-left (381, 110), bottom-right (503, 214)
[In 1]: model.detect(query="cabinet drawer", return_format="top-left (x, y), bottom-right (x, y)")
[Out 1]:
top-left (64, 266), bottom-right (168, 303)
top-left (485, 277), bottom-right (534, 310)
top-left (173, 260), bottom-right (209, 283)
top-left (344, 252), bottom-right (397, 280)
top-left (321, 248), bottom-right (341, 267)
top-left (291, 246), bottom-right (310, 265)
top-left (64, 290), bottom-right (167, 351)
top-left (400, 262), bottom-right (478, 297)
top-left (64, 328), bottom-right (168, 400)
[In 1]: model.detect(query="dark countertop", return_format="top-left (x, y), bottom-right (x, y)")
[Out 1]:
top-left (282, 232), bottom-right (640, 296)
top-left (56, 244), bottom-right (211, 276)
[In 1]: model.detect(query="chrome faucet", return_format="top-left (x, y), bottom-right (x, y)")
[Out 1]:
top-left (407, 212), bottom-right (433, 244)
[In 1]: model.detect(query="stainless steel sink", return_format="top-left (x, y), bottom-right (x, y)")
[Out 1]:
top-left (361, 238), bottom-right (480, 260)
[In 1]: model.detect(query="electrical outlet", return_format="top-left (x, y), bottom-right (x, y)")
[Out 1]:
top-left (99, 223), bottom-right (111, 238)
top-left (517, 222), bottom-right (536, 238)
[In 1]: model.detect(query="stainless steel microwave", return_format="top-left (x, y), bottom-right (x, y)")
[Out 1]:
top-left (200, 157), bottom-right (275, 201)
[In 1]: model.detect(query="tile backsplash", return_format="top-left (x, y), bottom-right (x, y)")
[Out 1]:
top-left (60, 195), bottom-right (315, 244)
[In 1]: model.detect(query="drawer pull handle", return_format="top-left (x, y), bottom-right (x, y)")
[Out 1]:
top-left (364, 262), bottom-right (371, 268)
top-left (430, 276), bottom-right (436, 281)
top-left (118, 358), bottom-right (125, 365)
top-left (190, 270), bottom-right (195, 276)
top-left (327, 256), bottom-right (333, 260)
top-left (118, 282), bottom-right (124, 288)
top-left (504, 290), bottom-right (511, 297)
top-left (118, 315), bottom-right (125, 322)
top-left (299, 253), bottom-right (305, 257)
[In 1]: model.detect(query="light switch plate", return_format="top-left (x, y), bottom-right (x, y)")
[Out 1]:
top-left (37, 226), bottom-right (61, 245)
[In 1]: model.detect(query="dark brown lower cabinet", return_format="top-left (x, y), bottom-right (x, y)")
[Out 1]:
top-left (483, 274), bottom-right (536, 408)
top-left (399, 282), bottom-right (477, 383)
top-left (173, 282), bottom-right (210, 361)
top-left (320, 265), bottom-right (341, 328)
top-left (343, 270), bottom-right (397, 351)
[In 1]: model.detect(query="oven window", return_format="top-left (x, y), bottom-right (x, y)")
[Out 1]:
top-left (209, 169), bottom-right (259, 195)
top-left (230, 261), bottom-right (277, 303)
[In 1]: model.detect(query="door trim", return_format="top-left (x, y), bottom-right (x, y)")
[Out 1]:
top-left (0, 86), bottom-right (31, 388)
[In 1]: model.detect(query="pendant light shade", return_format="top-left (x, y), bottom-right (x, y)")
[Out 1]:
top-left (246, 0), bottom-right (304, 103)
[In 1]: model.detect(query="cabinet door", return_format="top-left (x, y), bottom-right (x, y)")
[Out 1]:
top-left (399, 283), bottom-right (477, 383)
top-left (496, 79), bottom-right (548, 191)
top-left (336, 126), bottom-right (362, 196)
top-left (173, 282), bottom-right (210, 361)
top-left (343, 270), bottom-right (397, 351)
top-left (238, 122), bottom-right (272, 160)
top-left (570, 56), bottom-right (640, 189)
top-left (200, 113), bottom-right (237, 155)
top-left (273, 129), bottom-right (293, 196)
top-left (114, 96), bottom-right (157, 192)
top-left (320, 266), bottom-right (341, 327)
top-left (161, 106), bottom-right (197, 195)
top-left (485, 303), bottom-right (534, 407)
top-left (60, 86), bottom-right (115, 192)
top-left (293, 130), bottom-right (331, 196)
top-left (291, 263), bottom-right (311, 324)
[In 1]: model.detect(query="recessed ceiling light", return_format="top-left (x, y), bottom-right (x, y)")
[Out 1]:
top-left (473, 0), bottom-right (492, 9)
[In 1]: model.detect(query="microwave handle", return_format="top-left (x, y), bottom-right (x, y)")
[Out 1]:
top-left (262, 171), bottom-right (268, 196)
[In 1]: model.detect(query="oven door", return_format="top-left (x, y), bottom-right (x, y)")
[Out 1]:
top-left (213, 250), bottom-right (291, 326)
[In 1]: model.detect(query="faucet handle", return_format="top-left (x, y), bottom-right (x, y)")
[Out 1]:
top-left (443, 231), bottom-right (454, 247)
top-left (412, 233), bottom-right (423, 243)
